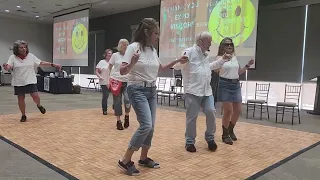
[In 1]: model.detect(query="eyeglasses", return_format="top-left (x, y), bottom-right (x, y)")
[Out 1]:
top-left (224, 43), bottom-right (234, 46)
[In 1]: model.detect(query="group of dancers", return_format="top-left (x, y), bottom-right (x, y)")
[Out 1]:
top-left (3, 17), bottom-right (254, 176)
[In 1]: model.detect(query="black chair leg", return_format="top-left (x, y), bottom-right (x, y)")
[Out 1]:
top-left (260, 104), bottom-right (263, 120)
top-left (246, 103), bottom-right (249, 119)
top-left (276, 105), bottom-right (278, 123)
top-left (267, 105), bottom-right (270, 119)
top-left (298, 108), bottom-right (301, 124)
top-left (253, 104), bottom-right (256, 117)
top-left (292, 107), bottom-right (295, 125)
top-left (282, 107), bottom-right (285, 122)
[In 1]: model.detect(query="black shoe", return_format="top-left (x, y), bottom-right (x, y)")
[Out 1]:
top-left (37, 105), bottom-right (46, 114)
top-left (228, 122), bottom-right (237, 141)
top-left (138, 158), bottom-right (160, 168)
top-left (117, 120), bottom-right (124, 130)
top-left (185, 144), bottom-right (196, 152)
top-left (124, 115), bottom-right (129, 128)
top-left (20, 115), bottom-right (27, 122)
top-left (103, 111), bottom-right (108, 115)
top-left (222, 126), bottom-right (233, 145)
top-left (207, 140), bottom-right (217, 151)
top-left (117, 160), bottom-right (140, 176)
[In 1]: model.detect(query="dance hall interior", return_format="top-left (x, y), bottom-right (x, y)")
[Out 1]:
top-left (0, 0), bottom-right (319, 179)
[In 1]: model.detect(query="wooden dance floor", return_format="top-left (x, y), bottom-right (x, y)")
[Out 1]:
top-left (0, 108), bottom-right (319, 180)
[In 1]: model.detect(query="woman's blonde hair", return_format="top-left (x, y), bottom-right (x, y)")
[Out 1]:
top-left (117, 39), bottom-right (129, 51)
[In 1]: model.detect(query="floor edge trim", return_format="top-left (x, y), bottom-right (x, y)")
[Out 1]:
top-left (246, 140), bottom-right (320, 180)
top-left (0, 135), bottom-right (78, 180)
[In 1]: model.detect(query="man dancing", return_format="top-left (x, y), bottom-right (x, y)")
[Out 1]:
top-left (174, 31), bottom-right (231, 152)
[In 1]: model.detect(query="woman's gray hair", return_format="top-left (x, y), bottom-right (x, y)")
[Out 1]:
top-left (13, 40), bottom-right (29, 56)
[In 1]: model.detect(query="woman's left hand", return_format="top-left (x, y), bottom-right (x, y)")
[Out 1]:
top-left (247, 59), bottom-right (254, 66)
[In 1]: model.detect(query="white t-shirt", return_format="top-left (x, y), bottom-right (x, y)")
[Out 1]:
top-left (218, 55), bottom-right (240, 79)
top-left (96, 60), bottom-right (110, 86)
top-left (109, 52), bottom-right (128, 82)
top-left (7, 53), bottom-right (41, 87)
top-left (122, 42), bottom-right (160, 83)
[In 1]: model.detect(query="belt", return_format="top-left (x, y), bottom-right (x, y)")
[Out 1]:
top-left (220, 77), bottom-right (239, 83)
top-left (129, 81), bottom-right (157, 87)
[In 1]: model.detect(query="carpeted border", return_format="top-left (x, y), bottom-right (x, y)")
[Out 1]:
top-left (0, 135), bottom-right (78, 180)
top-left (246, 140), bottom-right (320, 180)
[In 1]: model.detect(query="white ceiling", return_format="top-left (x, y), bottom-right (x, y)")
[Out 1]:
top-left (0, 0), bottom-right (160, 23)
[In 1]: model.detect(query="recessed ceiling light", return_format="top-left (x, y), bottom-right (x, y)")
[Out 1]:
top-left (35, 15), bottom-right (39, 18)
top-left (5, 10), bottom-right (9, 12)
top-left (17, 6), bottom-right (21, 8)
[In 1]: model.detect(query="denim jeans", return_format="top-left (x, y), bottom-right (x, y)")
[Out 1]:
top-left (101, 85), bottom-right (110, 112)
top-left (184, 93), bottom-right (216, 145)
top-left (113, 82), bottom-right (131, 116)
top-left (126, 84), bottom-right (157, 151)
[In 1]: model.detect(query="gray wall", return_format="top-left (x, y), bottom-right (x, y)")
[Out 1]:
top-left (0, 16), bottom-right (53, 66)
top-left (303, 3), bottom-right (320, 81)
top-left (248, 3), bottom-right (320, 83)
top-left (248, 6), bottom-right (305, 82)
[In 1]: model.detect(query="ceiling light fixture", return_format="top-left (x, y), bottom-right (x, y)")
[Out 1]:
top-left (35, 15), bottom-right (39, 18)
top-left (17, 6), bottom-right (21, 8)
top-left (5, 10), bottom-right (9, 12)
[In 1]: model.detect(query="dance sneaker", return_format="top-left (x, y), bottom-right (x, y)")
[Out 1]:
top-left (207, 140), bottom-right (218, 151)
top-left (117, 160), bottom-right (140, 176)
top-left (37, 105), bottom-right (46, 114)
top-left (138, 158), bottom-right (160, 168)
top-left (20, 115), bottom-right (27, 122)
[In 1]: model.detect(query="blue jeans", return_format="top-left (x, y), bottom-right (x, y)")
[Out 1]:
top-left (217, 79), bottom-right (242, 103)
top-left (113, 82), bottom-right (131, 116)
top-left (126, 84), bottom-right (157, 151)
top-left (184, 93), bottom-right (216, 145)
top-left (100, 85), bottom-right (110, 112)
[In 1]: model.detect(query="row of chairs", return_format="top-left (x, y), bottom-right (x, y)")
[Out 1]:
top-left (156, 75), bottom-right (186, 107)
top-left (155, 76), bottom-right (302, 125)
top-left (246, 83), bottom-right (301, 125)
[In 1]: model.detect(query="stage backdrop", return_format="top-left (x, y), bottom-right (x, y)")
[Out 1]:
top-left (53, 9), bottom-right (89, 66)
top-left (159, 0), bottom-right (259, 68)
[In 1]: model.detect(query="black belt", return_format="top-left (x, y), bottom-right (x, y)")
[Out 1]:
top-left (220, 77), bottom-right (239, 83)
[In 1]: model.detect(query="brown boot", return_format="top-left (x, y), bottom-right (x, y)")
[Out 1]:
top-left (222, 126), bottom-right (233, 145)
top-left (228, 122), bottom-right (237, 141)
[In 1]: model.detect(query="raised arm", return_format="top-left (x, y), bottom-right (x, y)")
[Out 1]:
top-left (238, 59), bottom-right (254, 75)
top-left (3, 56), bottom-right (14, 71)
top-left (210, 53), bottom-right (232, 70)
top-left (159, 56), bottom-right (188, 72)
top-left (172, 49), bottom-right (190, 70)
